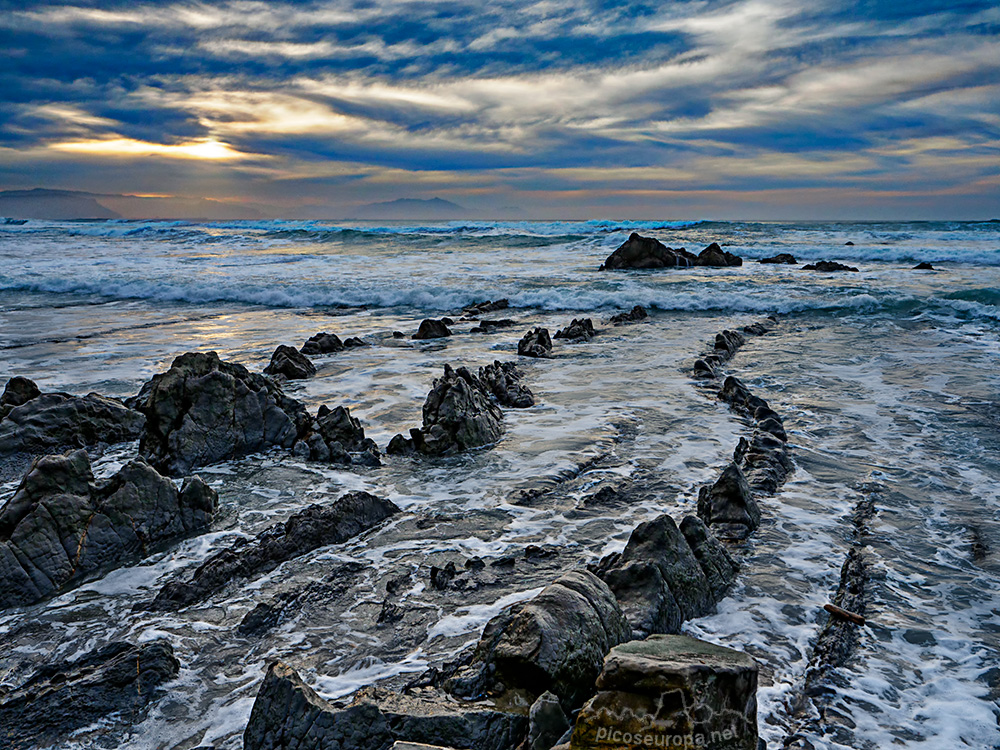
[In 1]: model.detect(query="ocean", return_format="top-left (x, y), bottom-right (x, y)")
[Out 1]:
top-left (1, 218), bottom-right (999, 749)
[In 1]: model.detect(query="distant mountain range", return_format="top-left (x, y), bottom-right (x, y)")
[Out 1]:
top-left (346, 197), bottom-right (467, 220)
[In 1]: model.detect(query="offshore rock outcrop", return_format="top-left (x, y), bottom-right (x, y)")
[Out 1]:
top-left (301, 331), bottom-right (345, 355)
top-left (0, 376), bottom-right (41, 418)
top-left (517, 327), bottom-right (552, 358)
top-left (387, 365), bottom-right (504, 456)
top-left (413, 319), bottom-right (453, 340)
top-left (696, 242), bottom-right (743, 267)
top-left (608, 305), bottom-right (648, 325)
top-left (445, 570), bottom-right (631, 710)
top-left (264, 345), bottom-right (316, 380)
top-left (147, 491), bottom-right (398, 611)
top-left (0, 640), bottom-right (180, 749)
top-left (599, 233), bottom-right (696, 270)
top-left (697, 463), bottom-right (761, 541)
top-left (0, 449), bottom-right (216, 609)
top-left (132, 351), bottom-right (377, 475)
top-left (759, 253), bottom-right (797, 264)
top-left (479, 361), bottom-right (534, 408)
top-left (554, 318), bottom-right (596, 342)
top-left (590, 515), bottom-right (736, 637)
top-left (802, 260), bottom-right (859, 272)
top-left (244, 663), bottom-right (527, 750)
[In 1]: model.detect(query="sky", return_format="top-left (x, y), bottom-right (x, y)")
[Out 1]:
top-left (1, 0), bottom-right (998, 219)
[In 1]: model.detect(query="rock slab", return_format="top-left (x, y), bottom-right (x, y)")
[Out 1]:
top-left (570, 634), bottom-right (759, 750)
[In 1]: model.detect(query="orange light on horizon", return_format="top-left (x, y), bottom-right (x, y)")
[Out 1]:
top-left (49, 137), bottom-right (250, 161)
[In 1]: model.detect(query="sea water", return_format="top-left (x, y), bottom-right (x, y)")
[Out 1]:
top-left (0, 218), bottom-right (998, 749)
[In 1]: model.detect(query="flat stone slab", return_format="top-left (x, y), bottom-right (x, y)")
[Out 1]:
top-left (570, 634), bottom-right (758, 750)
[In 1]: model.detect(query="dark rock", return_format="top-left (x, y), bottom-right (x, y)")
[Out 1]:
top-left (757, 416), bottom-right (786, 441)
top-left (264, 345), bottom-right (317, 380)
top-left (343, 336), bottom-right (369, 348)
top-left (696, 242), bottom-right (743, 267)
top-left (591, 515), bottom-right (714, 637)
top-left (759, 253), bottom-right (797, 264)
top-left (719, 376), bottom-right (753, 412)
top-left (844, 241), bottom-right (855, 245)
top-left (387, 433), bottom-right (417, 456)
top-left (463, 299), bottom-right (510, 315)
top-left (528, 691), bottom-right (570, 750)
top-left (479, 361), bottom-right (534, 408)
top-left (134, 351), bottom-right (309, 475)
top-left (913, 261), bottom-right (935, 270)
top-left (714, 329), bottom-right (747, 359)
top-left (599, 233), bottom-right (696, 270)
top-left (1, 376), bottom-right (41, 413)
top-left (244, 662), bottom-right (527, 750)
top-left (554, 318), bottom-right (595, 342)
top-left (378, 598), bottom-right (405, 624)
top-left (697, 463), bottom-right (760, 540)
top-left (693, 359), bottom-right (718, 380)
top-left (295, 404), bottom-right (380, 465)
top-left (801, 260), bottom-right (859, 272)
top-left (0, 390), bottom-right (144, 458)
top-left (301, 332), bottom-right (345, 355)
top-left (469, 319), bottom-right (517, 334)
top-left (570, 635), bottom-right (759, 750)
top-left (517, 328), bottom-right (552, 358)
top-left (430, 562), bottom-right (458, 590)
top-left (388, 365), bottom-right (504, 456)
top-left (607, 305), bottom-right (648, 325)
top-left (679, 515), bottom-right (739, 601)
top-left (413, 319), bottom-right (453, 340)
top-left (393, 331), bottom-right (406, 339)
top-left (146, 491), bottom-right (398, 610)
top-left (386, 571), bottom-right (413, 595)
top-left (446, 570), bottom-right (630, 709)
top-left (0, 449), bottom-right (217, 609)
top-left (0, 640), bottom-right (179, 748)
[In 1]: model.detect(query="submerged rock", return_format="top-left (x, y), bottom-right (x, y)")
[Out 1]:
top-left (697, 463), bottom-right (761, 540)
top-left (463, 299), bottom-right (510, 316)
top-left (302, 332), bottom-right (345, 355)
top-left (570, 635), bottom-right (759, 750)
top-left (608, 305), bottom-right (648, 325)
top-left (591, 515), bottom-right (714, 637)
top-left (599, 233), bottom-right (696, 270)
top-left (0, 640), bottom-right (180, 749)
top-left (0, 449), bottom-right (216, 609)
top-left (759, 253), bottom-right (797, 264)
top-left (517, 328), bottom-right (552, 358)
top-left (343, 336), bottom-right (369, 348)
top-left (696, 242), bottom-right (743, 267)
top-left (387, 365), bottom-right (504, 456)
top-left (147, 491), bottom-right (398, 611)
top-left (413, 319), bottom-right (453, 340)
top-left (446, 570), bottom-right (631, 709)
top-left (802, 260), bottom-right (859, 272)
top-left (479, 361), bottom-right (534, 408)
top-left (913, 261), bottom-right (935, 270)
top-left (264, 345), bottom-right (316, 380)
top-left (469, 319), bottom-right (518, 334)
top-left (244, 662), bottom-right (527, 750)
top-left (554, 318), bottom-right (596, 342)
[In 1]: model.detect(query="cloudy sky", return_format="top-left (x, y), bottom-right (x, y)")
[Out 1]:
top-left (1, 0), bottom-right (998, 218)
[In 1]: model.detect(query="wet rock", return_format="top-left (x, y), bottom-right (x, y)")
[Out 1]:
top-left (570, 635), bottom-right (759, 750)
top-left (295, 404), bottom-right (381, 465)
top-left (693, 359), bottom-right (718, 380)
top-left (528, 691), bottom-right (570, 750)
top-left (0, 640), bottom-right (180, 749)
top-left (844, 241), bottom-right (855, 246)
top-left (518, 328), bottom-right (552, 358)
top-left (133, 351), bottom-right (310, 475)
top-left (742, 321), bottom-right (772, 336)
top-left (414, 319), bottom-right (453, 340)
top-left (393, 331), bottom-right (406, 339)
top-left (480, 361), bottom-right (534, 408)
top-left (591, 515), bottom-right (714, 637)
top-left (301, 332), bottom-right (345, 355)
top-left (599, 233), bottom-right (696, 270)
top-left (714, 329), bottom-right (747, 359)
top-left (607, 305), bottom-right (648, 325)
top-left (801, 260), bottom-right (859, 272)
top-left (759, 253), bottom-right (797, 264)
top-left (244, 662), bottom-right (527, 750)
top-left (913, 261), bottom-right (935, 270)
top-left (430, 561), bottom-right (459, 590)
top-left (146, 491), bottom-right (398, 611)
top-left (696, 242), bottom-right (743, 267)
top-left (387, 365), bottom-right (504, 456)
top-left (0, 449), bottom-right (217, 609)
top-left (679, 515), bottom-right (739, 601)
top-left (719, 376), bottom-right (753, 412)
top-left (378, 598), bottom-right (405, 625)
top-left (0, 389), bottom-right (144, 460)
top-left (469, 319), bottom-right (518, 334)
top-left (554, 318), bottom-right (596, 342)
top-left (697, 463), bottom-right (761, 540)
top-left (343, 336), bottom-right (369, 347)
top-left (446, 570), bottom-right (631, 709)
top-left (264, 345), bottom-right (316, 380)
top-left (463, 299), bottom-right (510, 315)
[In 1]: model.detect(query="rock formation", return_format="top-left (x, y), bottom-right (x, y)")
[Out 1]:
top-left (479, 361), bottom-right (534, 408)
top-left (599, 233), bottom-right (696, 270)
top-left (518, 328), bottom-right (553, 358)
top-left (264, 345), bottom-right (316, 379)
